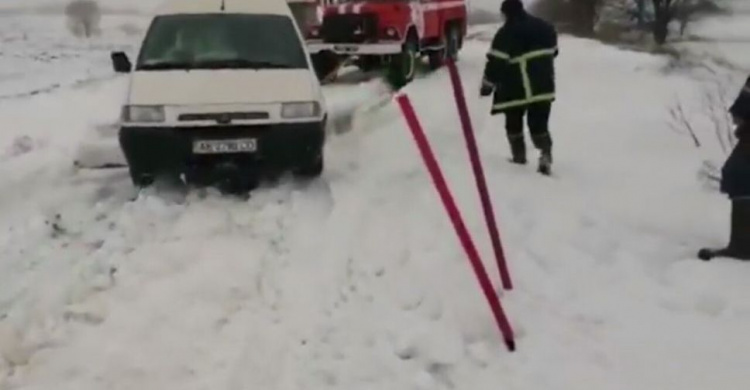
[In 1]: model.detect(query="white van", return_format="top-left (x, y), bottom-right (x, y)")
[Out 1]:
top-left (110, 0), bottom-right (327, 189)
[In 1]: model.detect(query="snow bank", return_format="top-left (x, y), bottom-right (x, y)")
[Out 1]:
top-left (691, 13), bottom-right (750, 42)
top-left (0, 13), bottom-right (147, 100)
top-left (678, 0), bottom-right (750, 71)
top-left (688, 8), bottom-right (750, 51)
top-left (0, 0), bottom-right (159, 14)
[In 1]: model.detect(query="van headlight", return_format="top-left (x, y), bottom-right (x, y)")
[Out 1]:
top-left (281, 102), bottom-right (321, 119)
top-left (122, 105), bottom-right (165, 123)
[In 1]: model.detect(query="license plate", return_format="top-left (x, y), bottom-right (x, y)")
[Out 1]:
top-left (192, 138), bottom-right (257, 154)
top-left (334, 45), bottom-right (359, 53)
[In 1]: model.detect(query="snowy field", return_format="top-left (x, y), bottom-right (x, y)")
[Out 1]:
top-left (0, 10), bottom-right (147, 100)
top-left (1, 2), bottom-right (750, 390)
top-left (678, 0), bottom-right (750, 71)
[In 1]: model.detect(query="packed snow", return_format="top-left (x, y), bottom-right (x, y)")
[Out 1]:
top-left (1, 2), bottom-right (750, 390)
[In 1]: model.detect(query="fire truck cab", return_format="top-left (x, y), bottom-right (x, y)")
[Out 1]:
top-left (299, 0), bottom-right (467, 87)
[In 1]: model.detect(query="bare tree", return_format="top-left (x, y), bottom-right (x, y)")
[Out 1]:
top-left (577, 0), bottom-right (608, 35)
top-left (668, 100), bottom-right (702, 148)
top-left (667, 69), bottom-right (738, 186)
top-left (651, 0), bottom-right (718, 44)
top-left (532, 0), bottom-right (719, 43)
top-left (65, 0), bottom-right (101, 38)
top-left (651, 0), bottom-right (676, 44)
top-left (530, 0), bottom-right (610, 36)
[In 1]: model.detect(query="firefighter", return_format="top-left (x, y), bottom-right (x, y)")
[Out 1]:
top-left (480, 0), bottom-right (558, 175)
top-left (699, 75), bottom-right (750, 261)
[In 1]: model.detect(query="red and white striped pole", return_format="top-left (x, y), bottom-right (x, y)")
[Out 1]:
top-left (395, 93), bottom-right (515, 352)
top-left (446, 59), bottom-right (513, 291)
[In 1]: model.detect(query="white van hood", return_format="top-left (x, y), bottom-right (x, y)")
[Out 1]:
top-left (127, 69), bottom-right (319, 106)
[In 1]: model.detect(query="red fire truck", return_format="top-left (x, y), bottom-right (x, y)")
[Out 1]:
top-left (290, 0), bottom-right (467, 87)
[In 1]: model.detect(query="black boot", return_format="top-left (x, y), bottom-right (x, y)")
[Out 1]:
top-left (538, 150), bottom-right (552, 176)
top-left (530, 130), bottom-right (553, 175)
top-left (508, 136), bottom-right (527, 165)
top-left (699, 200), bottom-right (750, 260)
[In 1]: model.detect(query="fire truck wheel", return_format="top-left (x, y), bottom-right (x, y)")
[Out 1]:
top-left (445, 25), bottom-right (460, 61)
top-left (427, 48), bottom-right (445, 70)
top-left (387, 36), bottom-right (418, 89)
top-left (428, 24), bottom-right (460, 70)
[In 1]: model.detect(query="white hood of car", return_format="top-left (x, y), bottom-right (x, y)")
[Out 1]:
top-left (127, 69), bottom-right (320, 106)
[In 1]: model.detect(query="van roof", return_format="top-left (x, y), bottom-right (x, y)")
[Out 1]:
top-left (155, 0), bottom-right (292, 16)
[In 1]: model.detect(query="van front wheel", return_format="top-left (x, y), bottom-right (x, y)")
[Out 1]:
top-left (130, 170), bottom-right (155, 188)
top-left (294, 152), bottom-right (324, 178)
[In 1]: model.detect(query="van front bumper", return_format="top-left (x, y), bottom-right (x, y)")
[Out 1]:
top-left (118, 121), bottom-right (325, 176)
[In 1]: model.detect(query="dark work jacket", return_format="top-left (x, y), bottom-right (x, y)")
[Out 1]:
top-left (481, 12), bottom-right (558, 114)
top-left (730, 75), bottom-right (750, 122)
top-left (721, 125), bottom-right (750, 199)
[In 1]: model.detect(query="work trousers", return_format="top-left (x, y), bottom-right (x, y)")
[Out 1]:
top-left (504, 102), bottom-right (553, 158)
top-left (727, 199), bottom-right (750, 257)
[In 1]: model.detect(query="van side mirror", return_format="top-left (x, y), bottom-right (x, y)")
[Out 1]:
top-left (111, 51), bottom-right (132, 73)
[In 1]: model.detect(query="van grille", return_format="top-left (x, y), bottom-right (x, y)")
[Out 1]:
top-left (178, 112), bottom-right (270, 123)
top-left (320, 13), bottom-right (378, 43)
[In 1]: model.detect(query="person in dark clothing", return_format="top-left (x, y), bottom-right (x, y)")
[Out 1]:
top-left (480, 0), bottom-right (558, 175)
top-left (699, 75), bottom-right (750, 261)
top-left (729, 75), bottom-right (750, 120)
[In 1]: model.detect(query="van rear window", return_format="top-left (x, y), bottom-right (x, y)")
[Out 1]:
top-left (136, 14), bottom-right (309, 71)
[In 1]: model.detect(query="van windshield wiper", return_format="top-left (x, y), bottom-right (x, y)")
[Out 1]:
top-left (194, 59), bottom-right (295, 69)
top-left (137, 59), bottom-right (296, 70)
top-left (138, 61), bottom-right (196, 70)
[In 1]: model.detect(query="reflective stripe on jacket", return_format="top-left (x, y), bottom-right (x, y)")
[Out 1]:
top-left (482, 12), bottom-right (558, 114)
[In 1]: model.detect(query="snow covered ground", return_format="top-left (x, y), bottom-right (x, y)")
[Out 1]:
top-left (1, 3), bottom-right (750, 390)
top-left (0, 11), bottom-right (146, 100)
top-left (0, 0), bottom-right (160, 14)
top-left (678, 0), bottom-right (750, 71)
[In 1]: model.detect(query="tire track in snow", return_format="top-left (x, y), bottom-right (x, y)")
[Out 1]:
top-left (2, 178), bottom-right (339, 389)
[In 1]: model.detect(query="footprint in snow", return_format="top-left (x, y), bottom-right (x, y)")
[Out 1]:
top-left (426, 363), bottom-right (455, 389)
top-left (4, 135), bottom-right (36, 159)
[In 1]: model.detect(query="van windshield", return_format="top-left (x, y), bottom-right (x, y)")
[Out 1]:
top-left (136, 14), bottom-right (309, 71)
